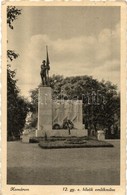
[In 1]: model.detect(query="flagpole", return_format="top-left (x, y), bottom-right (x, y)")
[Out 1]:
top-left (46, 45), bottom-right (50, 86)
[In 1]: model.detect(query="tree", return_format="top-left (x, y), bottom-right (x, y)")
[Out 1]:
top-left (7, 6), bottom-right (21, 29)
top-left (7, 7), bottom-right (29, 140)
top-left (7, 6), bottom-right (21, 62)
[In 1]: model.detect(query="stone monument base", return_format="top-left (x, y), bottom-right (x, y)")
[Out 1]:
top-left (97, 130), bottom-right (105, 140)
top-left (21, 129), bottom-right (36, 143)
top-left (37, 86), bottom-right (52, 135)
top-left (51, 129), bottom-right (88, 137)
top-left (36, 129), bottom-right (88, 137)
top-left (22, 135), bottom-right (30, 143)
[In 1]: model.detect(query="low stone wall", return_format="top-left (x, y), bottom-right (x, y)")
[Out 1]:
top-left (36, 129), bottom-right (88, 137)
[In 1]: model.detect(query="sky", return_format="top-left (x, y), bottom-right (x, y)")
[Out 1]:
top-left (7, 6), bottom-right (120, 98)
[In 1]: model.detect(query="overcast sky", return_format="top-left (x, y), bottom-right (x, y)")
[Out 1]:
top-left (8, 6), bottom-right (120, 97)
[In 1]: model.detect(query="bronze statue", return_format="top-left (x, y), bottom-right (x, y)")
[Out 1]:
top-left (40, 60), bottom-right (50, 86)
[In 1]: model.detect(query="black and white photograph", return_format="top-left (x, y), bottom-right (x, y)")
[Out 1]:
top-left (2, 2), bottom-right (126, 195)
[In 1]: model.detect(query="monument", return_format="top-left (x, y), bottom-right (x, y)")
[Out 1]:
top-left (36, 46), bottom-right (52, 137)
top-left (35, 46), bottom-right (88, 137)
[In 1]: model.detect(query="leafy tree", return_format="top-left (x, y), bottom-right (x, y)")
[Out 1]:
top-left (7, 6), bottom-right (21, 63)
top-left (7, 6), bottom-right (21, 29)
top-left (29, 87), bottom-right (39, 113)
top-left (7, 6), bottom-right (29, 140)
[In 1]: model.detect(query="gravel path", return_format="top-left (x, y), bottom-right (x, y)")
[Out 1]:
top-left (7, 140), bottom-right (120, 185)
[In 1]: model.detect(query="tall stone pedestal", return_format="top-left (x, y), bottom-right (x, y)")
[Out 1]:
top-left (36, 87), bottom-right (52, 137)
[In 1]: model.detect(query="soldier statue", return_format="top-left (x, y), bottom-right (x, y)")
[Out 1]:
top-left (40, 60), bottom-right (50, 86)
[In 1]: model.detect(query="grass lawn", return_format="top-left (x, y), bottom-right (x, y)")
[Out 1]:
top-left (7, 140), bottom-right (120, 185)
